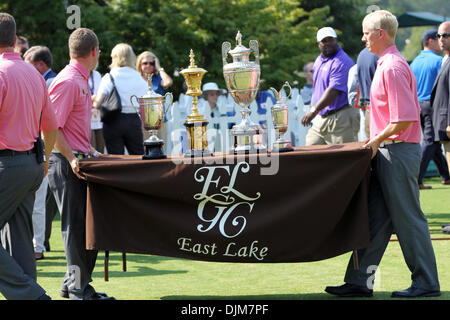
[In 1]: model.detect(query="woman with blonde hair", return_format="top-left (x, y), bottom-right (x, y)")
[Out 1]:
top-left (94, 43), bottom-right (148, 154)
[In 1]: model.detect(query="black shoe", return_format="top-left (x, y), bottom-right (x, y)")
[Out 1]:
top-left (325, 283), bottom-right (373, 297)
top-left (84, 292), bottom-right (116, 300)
top-left (37, 293), bottom-right (52, 300)
top-left (61, 290), bottom-right (109, 299)
top-left (391, 286), bottom-right (440, 298)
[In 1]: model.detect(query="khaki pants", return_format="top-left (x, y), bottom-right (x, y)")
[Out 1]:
top-left (443, 141), bottom-right (450, 174)
top-left (306, 105), bottom-right (360, 145)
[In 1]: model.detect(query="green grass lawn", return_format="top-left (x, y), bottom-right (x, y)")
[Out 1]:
top-left (2, 177), bottom-right (449, 300)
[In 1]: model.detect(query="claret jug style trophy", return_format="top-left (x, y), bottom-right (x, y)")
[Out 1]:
top-left (270, 81), bottom-right (293, 152)
top-left (130, 74), bottom-right (173, 160)
top-left (222, 31), bottom-right (266, 154)
top-left (180, 50), bottom-right (212, 158)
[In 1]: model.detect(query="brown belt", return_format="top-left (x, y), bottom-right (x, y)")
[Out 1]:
top-left (379, 140), bottom-right (404, 148)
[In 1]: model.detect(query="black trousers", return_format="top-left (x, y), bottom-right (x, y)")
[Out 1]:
top-left (418, 101), bottom-right (450, 184)
top-left (102, 113), bottom-right (144, 155)
top-left (47, 153), bottom-right (98, 299)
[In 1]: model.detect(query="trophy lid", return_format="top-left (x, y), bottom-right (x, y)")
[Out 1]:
top-left (180, 49), bottom-right (207, 76)
top-left (140, 74), bottom-right (164, 99)
top-left (228, 31), bottom-right (252, 60)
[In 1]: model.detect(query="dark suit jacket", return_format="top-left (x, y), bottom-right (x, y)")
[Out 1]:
top-left (44, 69), bottom-right (57, 89)
top-left (431, 58), bottom-right (450, 142)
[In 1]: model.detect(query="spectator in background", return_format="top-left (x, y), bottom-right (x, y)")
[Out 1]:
top-left (198, 82), bottom-right (227, 152)
top-left (94, 43), bottom-right (148, 155)
top-left (89, 68), bottom-right (104, 153)
top-left (301, 27), bottom-right (359, 145)
top-left (14, 35), bottom-right (28, 57)
top-left (431, 21), bottom-right (450, 235)
top-left (23, 45), bottom-right (59, 260)
top-left (24, 46), bottom-right (57, 87)
top-left (300, 61), bottom-right (314, 106)
top-left (357, 47), bottom-right (378, 138)
top-left (410, 29), bottom-right (450, 190)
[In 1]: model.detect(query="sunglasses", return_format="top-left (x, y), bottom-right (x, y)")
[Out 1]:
top-left (142, 61), bottom-right (155, 66)
top-left (437, 33), bottom-right (450, 39)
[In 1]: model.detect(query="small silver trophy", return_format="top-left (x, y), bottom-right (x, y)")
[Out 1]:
top-left (270, 81), bottom-right (293, 152)
top-left (222, 31), bottom-right (266, 154)
top-left (130, 74), bottom-right (173, 159)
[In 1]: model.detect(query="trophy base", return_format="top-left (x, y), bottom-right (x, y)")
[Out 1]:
top-left (184, 149), bottom-right (213, 158)
top-left (230, 124), bottom-right (267, 155)
top-left (142, 140), bottom-right (166, 160)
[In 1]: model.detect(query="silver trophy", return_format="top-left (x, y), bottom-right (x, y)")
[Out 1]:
top-left (222, 31), bottom-right (266, 154)
top-left (130, 75), bottom-right (173, 159)
top-left (270, 81), bottom-right (293, 152)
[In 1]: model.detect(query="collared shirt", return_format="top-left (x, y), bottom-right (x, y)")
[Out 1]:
top-left (369, 45), bottom-right (421, 143)
top-left (48, 60), bottom-right (92, 153)
top-left (410, 50), bottom-right (442, 102)
top-left (312, 45), bottom-right (354, 115)
top-left (0, 52), bottom-right (57, 151)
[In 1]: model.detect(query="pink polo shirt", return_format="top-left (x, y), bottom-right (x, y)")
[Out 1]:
top-left (49, 60), bottom-right (92, 153)
top-left (369, 45), bottom-right (421, 143)
top-left (0, 52), bottom-right (57, 151)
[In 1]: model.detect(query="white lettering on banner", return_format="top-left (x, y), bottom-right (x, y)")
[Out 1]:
top-left (193, 162), bottom-right (261, 238)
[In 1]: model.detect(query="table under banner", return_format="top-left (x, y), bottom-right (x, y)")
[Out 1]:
top-left (79, 142), bottom-right (371, 264)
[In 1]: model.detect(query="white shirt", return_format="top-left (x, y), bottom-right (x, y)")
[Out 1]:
top-left (89, 70), bottom-right (103, 129)
top-left (98, 66), bottom-right (148, 114)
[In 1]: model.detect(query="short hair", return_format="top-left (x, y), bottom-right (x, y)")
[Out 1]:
top-left (23, 46), bottom-right (53, 67)
top-left (363, 10), bottom-right (398, 39)
top-left (109, 43), bottom-right (137, 69)
top-left (303, 62), bottom-right (314, 73)
top-left (136, 51), bottom-right (158, 78)
top-left (68, 28), bottom-right (98, 58)
top-left (0, 12), bottom-right (16, 47)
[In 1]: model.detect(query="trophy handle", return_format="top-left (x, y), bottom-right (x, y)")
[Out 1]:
top-left (163, 92), bottom-right (173, 119)
top-left (249, 40), bottom-right (259, 65)
top-left (269, 87), bottom-right (279, 102)
top-left (281, 81), bottom-right (292, 100)
top-left (222, 42), bottom-right (231, 66)
top-left (130, 95), bottom-right (138, 107)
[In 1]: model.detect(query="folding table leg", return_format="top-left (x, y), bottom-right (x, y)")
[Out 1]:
top-left (122, 253), bottom-right (127, 272)
top-left (104, 250), bottom-right (109, 281)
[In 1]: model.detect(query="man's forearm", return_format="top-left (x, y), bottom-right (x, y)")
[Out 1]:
top-left (54, 129), bottom-right (76, 163)
top-left (42, 129), bottom-right (56, 162)
top-left (370, 121), bottom-right (415, 144)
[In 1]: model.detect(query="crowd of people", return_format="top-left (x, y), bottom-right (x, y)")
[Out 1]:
top-left (0, 9), bottom-right (449, 300)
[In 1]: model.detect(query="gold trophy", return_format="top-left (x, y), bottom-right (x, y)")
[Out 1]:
top-left (270, 81), bottom-right (293, 152)
top-left (130, 74), bottom-right (173, 160)
top-left (180, 50), bottom-right (212, 158)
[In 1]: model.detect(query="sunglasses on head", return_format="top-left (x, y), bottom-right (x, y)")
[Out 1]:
top-left (437, 33), bottom-right (450, 39)
top-left (142, 61), bottom-right (155, 66)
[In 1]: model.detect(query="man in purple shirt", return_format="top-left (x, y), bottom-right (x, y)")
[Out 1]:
top-left (301, 27), bottom-right (360, 145)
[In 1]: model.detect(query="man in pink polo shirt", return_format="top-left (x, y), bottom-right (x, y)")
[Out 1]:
top-left (47, 28), bottom-right (114, 300)
top-left (325, 10), bottom-right (440, 298)
top-left (0, 12), bottom-right (57, 300)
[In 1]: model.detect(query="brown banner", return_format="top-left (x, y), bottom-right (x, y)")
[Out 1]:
top-left (80, 142), bottom-right (371, 263)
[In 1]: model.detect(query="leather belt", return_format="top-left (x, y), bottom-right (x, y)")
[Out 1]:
top-left (0, 149), bottom-right (35, 157)
top-left (321, 104), bottom-right (350, 117)
top-left (379, 140), bottom-right (404, 148)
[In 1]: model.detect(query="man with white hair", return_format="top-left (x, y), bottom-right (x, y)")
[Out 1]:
top-left (301, 27), bottom-right (359, 145)
top-left (325, 10), bottom-right (440, 298)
